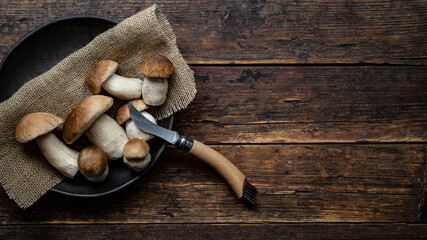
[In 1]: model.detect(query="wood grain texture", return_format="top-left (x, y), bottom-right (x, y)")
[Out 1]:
top-left (0, 0), bottom-right (426, 237)
top-left (0, 144), bottom-right (424, 224)
top-left (174, 66), bottom-right (427, 143)
top-left (0, 0), bottom-right (426, 64)
top-left (1, 223), bottom-right (427, 240)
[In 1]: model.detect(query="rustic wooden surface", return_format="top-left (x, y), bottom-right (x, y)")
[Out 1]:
top-left (0, 0), bottom-right (426, 239)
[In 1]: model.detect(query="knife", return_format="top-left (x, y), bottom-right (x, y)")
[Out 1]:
top-left (129, 102), bottom-right (257, 207)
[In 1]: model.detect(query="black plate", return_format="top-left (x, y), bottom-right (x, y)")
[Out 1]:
top-left (0, 16), bottom-right (173, 197)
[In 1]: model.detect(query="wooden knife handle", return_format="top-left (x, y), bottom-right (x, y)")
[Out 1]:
top-left (186, 139), bottom-right (246, 198)
top-left (175, 136), bottom-right (246, 198)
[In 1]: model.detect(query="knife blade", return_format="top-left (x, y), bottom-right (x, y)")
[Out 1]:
top-left (129, 103), bottom-right (179, 145)
top-left (129, 102), bottom-right (257, 207)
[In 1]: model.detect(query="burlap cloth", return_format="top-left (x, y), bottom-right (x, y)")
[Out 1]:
top-left (0, 4), bottom-right (196, 209)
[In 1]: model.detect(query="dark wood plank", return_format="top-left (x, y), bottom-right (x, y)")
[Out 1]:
top-left (174, 66), bottom-right (427, 143)
top-left (0, 0), bottom-right (426, 64)
top-left (1, 223), bottom-right (427, 240)
top-left (0, 144), bottom-right (424, 224)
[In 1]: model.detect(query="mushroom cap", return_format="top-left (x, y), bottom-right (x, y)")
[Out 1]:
top-left (87, 60), bottom-right (118, 94)
top-left (123, 139), bottom-right (150, 161)
top-left (139, 55), bottom-right (174, 78)
top-left (15, 113), bottom-right (63, 143)
top-left (62, 95), bottom-right (113, 144)
top-left (78, 146), bottom-right (108, 180)
top-left (116, 99), bottom-right (149, 125)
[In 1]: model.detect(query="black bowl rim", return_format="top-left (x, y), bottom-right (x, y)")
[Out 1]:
top-left (0, 15), bottom-right (119, 72)
top-left (0, 15), bottom-right (174, 198)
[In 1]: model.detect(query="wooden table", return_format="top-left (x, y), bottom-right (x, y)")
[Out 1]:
top-left (1, 1), bottom-right (426, 239)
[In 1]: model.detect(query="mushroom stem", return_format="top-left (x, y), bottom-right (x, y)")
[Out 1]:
top-left (125, 111), bottom-right (157, 141)
top-left (84, 114), bottom-right (129, 160)
top-left (124, 153), bottom-right (151, 172)
top-left (35, 132), bottom-right (79, 178)
top-left (102, 74), bottom-right (142, 100)
top-left (142, 77), bottom-right (168, 106)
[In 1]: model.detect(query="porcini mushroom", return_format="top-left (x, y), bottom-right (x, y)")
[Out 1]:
top-left (123, 139), bottom-right (151, 172)
top-left (78, 146), bottom-right (109, 182)
top-left (116, 99), bottom-right (157, 141)
top-left (62, 95), bottom-right (129, 160)
top-left (15, 113), bottom-right (79, 178)
top-left (139, 55), bottom-right (174, 106)
top-left (88, 60), bottom-right (142, 100)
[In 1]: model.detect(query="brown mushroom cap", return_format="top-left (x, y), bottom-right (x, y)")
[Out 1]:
top-left (139, 55), bottom-right (174, 78)
top-left (123, 139), bottom-right (150, 161)
top-left (62, 95), bottom-right (113, 144)
top-left (116, 99), bottom-right (149, 125)
top-left (78, 146), bottom-right (108, 179)
top-left (87, 60), bottom-right (118, 94)
top-left (15, 113), bottom-right (63, 143)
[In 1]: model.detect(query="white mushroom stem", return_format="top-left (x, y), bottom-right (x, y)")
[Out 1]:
top-left (124, 153), bottom-right (151, 172)
top-left (85, 114), bottom-right (129, 160)
top-left (102, 74), bottom-right (143, 100)
top-left (125, 111), bottom-right (157, 141)
top-left (35, 132), bottom-right (79, 178)
top-left (142, 77), bottom-right (168, 106)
